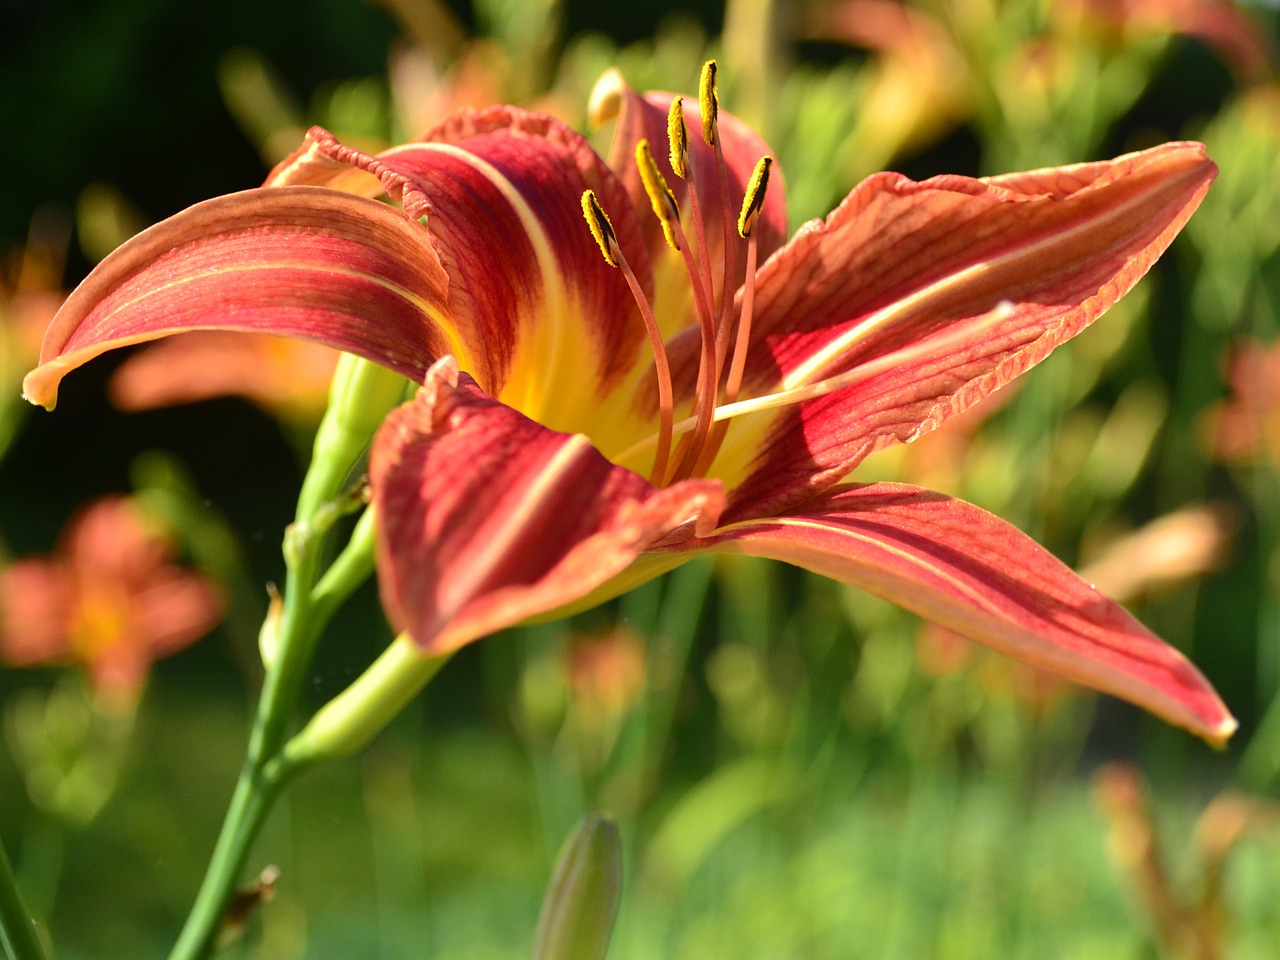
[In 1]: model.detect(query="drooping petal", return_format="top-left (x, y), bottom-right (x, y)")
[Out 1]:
top-left (693, 482), bottom-right (1236, 745)
top-left (589, 69), bottom-right (789, 315)
top-left (370, 358), bottom-right (724, 656)
top-left (708, 141), bottom-right (1216, 518)
top-left (24, 187), bottom-right (457, 410)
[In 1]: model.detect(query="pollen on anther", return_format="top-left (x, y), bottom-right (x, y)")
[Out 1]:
top-left (738, 156), bottom-right (773, 238)
top-left (636, 140), bottom-right (682, 251)
top-left (698, 60), bottom-right (719, 146)
top-left (667, 97), bottom-right (689, 180)
top-left (581, 190), bottom-right (620, 268)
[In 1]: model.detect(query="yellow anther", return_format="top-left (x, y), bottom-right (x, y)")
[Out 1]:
top-left (698, 60), bottom-right (719, 146)
top-left (581, 190), bottom-right (619, 268)
top-left (738, 156), bottom-right (773, 238)
top-left (636, 140), bottom-right (682, 251)
top-left (667, 97), bottom-right (689, 180)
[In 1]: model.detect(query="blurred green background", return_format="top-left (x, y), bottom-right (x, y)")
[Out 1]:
top-left (3, 0), bottom-right (1280, 957)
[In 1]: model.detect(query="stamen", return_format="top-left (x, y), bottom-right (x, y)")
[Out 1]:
top-left (664, 96), bottom-right (714, 303)
top-left (635, 140), bottom-right (682, 251)
top-left (667, 97), bottom-right (689, 180)
top-left (659, 93), bottom-right (718, 485)
top-left (724, 156), bottom-right (772, 404)
top-left (698, 60), bottom-right (719, 147)
top-left (635, 139), bottom-right (715, 329)
top-left (581, 189), bottom-right (675, 484)
top-left (738, 155), bottom-right (772, 240)
top-left (581, 190), bottom-right (619, 268)
top-left (670, 59), bottom-right (739, 483)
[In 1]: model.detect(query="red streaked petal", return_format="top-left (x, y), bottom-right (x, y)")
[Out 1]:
top-left (370, 358), bottom-right (724, 656)
top-left (23, 186), bottom-right (456, 410)
top-left (694, 482), bottom-right (1236, 745)
top-left (365, 107), bottom-right (653, 430)
top-left (719, 141), bottom-right (1215, 518)
top-left (591, 70), bottom-right (789, 304)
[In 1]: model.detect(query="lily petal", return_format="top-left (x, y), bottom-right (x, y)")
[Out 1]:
top-left (696, 482), bottom-right (1236, 745)
top-left (371, 359), bottom-right (724, 656)
top-left (285, 112), bottom-right (655, 434)
top-left (23, 187), bottom-right (455, 410)
top-left (716, 141), bottom-right (1216, 518)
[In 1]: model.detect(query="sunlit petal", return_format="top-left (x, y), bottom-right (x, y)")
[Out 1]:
top-left (382, 106), bottom-right (656, 430)
top-left (696, 482), bottom-right (1236, 745)
top-left (371, 359), bottom-right (723, 656)
top-left (23, 187), bottom-right (456, 410)
top-left (710, 141), bottom-right (1216, 518)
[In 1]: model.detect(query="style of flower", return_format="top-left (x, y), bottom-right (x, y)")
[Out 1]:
top-left (0, 496), bottom-right (223, 707)
top-left (23, 65), bottom-right (1234, 743)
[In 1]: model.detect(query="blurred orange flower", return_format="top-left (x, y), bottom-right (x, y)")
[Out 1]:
top-left (0, 496), bottom-right (223, 708)
top-left (1206, 336), bottom-right (1280, 468)
top-left (1065, 0), bottom-right (1275, 81)
top-left (567, 627), bottom-right (648, 722)
top-left (108, 331), bottom-right (340, 422)
top-left (804, 0), bottom-right (970, 166)
top-left (3, 216), bottom-right (69, 402)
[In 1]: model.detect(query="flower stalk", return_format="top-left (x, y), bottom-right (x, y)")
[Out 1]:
top-left (168, 354), bottom-right (408, 960)
top-left (0, 837), bottom-right (47, 960)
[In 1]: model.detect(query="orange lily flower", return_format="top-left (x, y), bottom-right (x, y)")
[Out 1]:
top-left (0, 496), bottom-right (223, 707)
top-left (107, 330), bottom-right (340, 422)
top-left (22, 66), bottom-right (1234, 743)
top-left (1207, 336), bottom-right (1280, 469)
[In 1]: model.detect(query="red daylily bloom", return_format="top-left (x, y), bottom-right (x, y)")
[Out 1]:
top-left (0, 496), bottom-right (223, 707)
top-left (23, 67), bottom-right (1234, 743)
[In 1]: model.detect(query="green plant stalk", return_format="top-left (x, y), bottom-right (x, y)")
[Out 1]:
top-left (164, 750), bottom-right (304, 960)
top-left (168, 356), bottom-right (407, 960)
top-left (166, 527), bottom-right (335, 960)
top-left (284, 636), bottom-right (450, 765)
top-left (0, 838), bottom-right (47, 960)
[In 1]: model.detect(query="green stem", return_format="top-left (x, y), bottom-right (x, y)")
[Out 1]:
top-left (166, 536), bottom-right (333, 960)
top-left (309, 508), bottom-right (377, 626)
top-left (0, 837), bottom-right (48, 960)
top-left (168, 356), bottom-right (406, 959)
top-left (165, 754), bottom-right (307, 960)
top-left (284, 637), bottom-right (450, 765)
